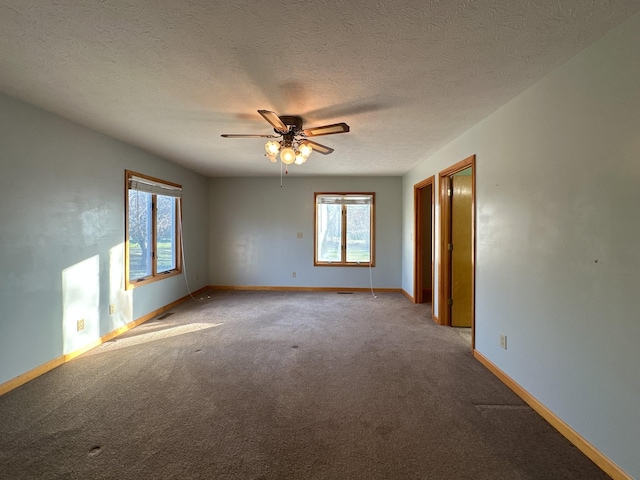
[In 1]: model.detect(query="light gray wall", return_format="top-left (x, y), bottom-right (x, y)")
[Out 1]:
top-left (402, 12), bottom-right (640, 478)
top-left (0, 93), bottom-right (209, 386)
top-left (209, 176), bottom-right (402, 289)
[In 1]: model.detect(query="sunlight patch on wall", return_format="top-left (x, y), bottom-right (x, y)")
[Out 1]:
top-left (109, 243), bottom-right (132, 330)
top-left (62, 255), bottom-right (100, 355)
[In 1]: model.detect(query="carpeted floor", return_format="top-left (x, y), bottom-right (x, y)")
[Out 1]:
top-left (0, 291), bottom-right (609, 479)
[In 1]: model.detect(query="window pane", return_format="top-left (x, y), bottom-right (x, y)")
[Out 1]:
top-left (316, 203), bottom-right (342, 262)
top-left (128, 190), bottom-right (153, 280)
top-left (156, 195), bottom-right (177, 273)
top-left (346, 204), bottom-right (371, 263)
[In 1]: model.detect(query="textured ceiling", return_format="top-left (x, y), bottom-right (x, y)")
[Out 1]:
top-left (1, 1), bottom-right (639, 177)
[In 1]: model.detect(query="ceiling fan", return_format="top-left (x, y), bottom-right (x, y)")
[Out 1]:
top-left (221, 110), bottom-right (350, 165)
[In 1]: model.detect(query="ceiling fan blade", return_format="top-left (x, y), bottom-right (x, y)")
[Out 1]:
top-left (258, 110), bottom-right (288, 132)
top-left (302, 122), bottom-right (350, 137)
top-left (221, 134), bottom-right (280, 138)
top-left (303, 140), bottom-right (334, 155)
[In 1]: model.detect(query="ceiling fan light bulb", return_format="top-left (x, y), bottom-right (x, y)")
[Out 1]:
top-left (280, 147), bottom-right (296, 164)
top-left (294, 154), bottom-right (307, 165)
top-left (265, 141), bottom-right (281, 155)
top-left (298, 143), bottom-right (313, 157)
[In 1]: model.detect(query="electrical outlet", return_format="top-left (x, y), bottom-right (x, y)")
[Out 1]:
top-left (292, 271), bottom-right (297, 278)
top-left (296, 232), bottom-right (303, 239)
top-left (109, 304), bottom-right (116, 315)
top-left (499, 334), bottom-right (507, 350)
top-left (77, 319), bottom-right (85, 332)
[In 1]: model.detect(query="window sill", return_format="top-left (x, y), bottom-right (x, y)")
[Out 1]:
top-left (126, 268), bottom-right (182, 290)
top-left (314, 262), bottom-right (375, 267)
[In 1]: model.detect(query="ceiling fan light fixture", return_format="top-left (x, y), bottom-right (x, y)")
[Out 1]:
top-left (266, 153), bottom-right (278, 162)
top-left (265, 141), bottom-right (280, 155)
top-left (298, 142), bottom-right (313, 157)
top-left (294, 153), bottom-right (307, 165)
top-left (280, 147), bottom-right (296, 164)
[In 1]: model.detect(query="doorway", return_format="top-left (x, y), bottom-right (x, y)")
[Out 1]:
top-left (438, 156), bottom-right (475, 348)
top-left (414, 177), bottom-right (434, 315)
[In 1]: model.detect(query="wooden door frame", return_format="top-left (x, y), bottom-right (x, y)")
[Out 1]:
top-left (438, 155), bottom-right (476, 347)
top-left (413, 176), bottom-right (435, 309)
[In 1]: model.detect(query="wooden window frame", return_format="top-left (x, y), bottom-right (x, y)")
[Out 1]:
top-left (314, 192), bottom-right (375, 267)
top-left (125, 170), bottom-right (182, 290)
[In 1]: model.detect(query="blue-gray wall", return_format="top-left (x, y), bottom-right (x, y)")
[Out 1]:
top-left (402, 11), bottom-right (640, 478)
top-left (0, 93), bottom-right (210, 385)
top-left (209, 176), bottom-right (402, 289)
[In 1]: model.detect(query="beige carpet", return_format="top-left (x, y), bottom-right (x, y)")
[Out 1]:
top-left (0, 291), bottom-right (608, 479)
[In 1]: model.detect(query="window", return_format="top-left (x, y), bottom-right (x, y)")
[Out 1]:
top-left (314, 193), bottom-right (375, 266)
top-left (125, 170), bottom-right (182, 289)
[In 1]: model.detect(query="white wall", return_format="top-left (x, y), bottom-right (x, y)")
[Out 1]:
top-left (402, 12), bottom-right (640, 478)
top-left (0, 93), bottom-right (209, 386)
top-left (209, 176), bottom-right (402, 289)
